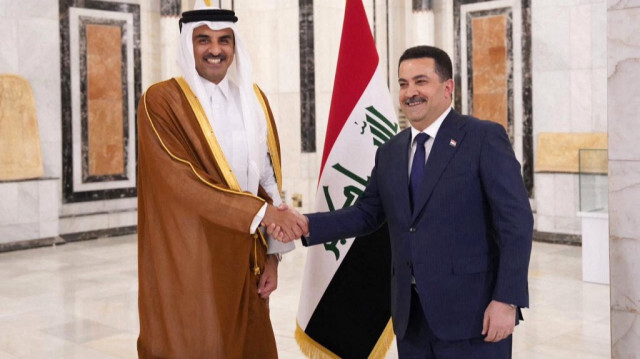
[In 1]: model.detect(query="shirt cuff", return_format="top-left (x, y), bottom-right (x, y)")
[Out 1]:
top-left (266, 234), bottom-right (295, 255)
top-left (250, 203), bottom-right (268, 233)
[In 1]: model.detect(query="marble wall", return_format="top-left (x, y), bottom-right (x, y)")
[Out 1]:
top-left (0, 0), bottom-right (61, 180)
top-left (0, 0), bottom-right (165, 249)
top-left (0, 0), bottom-right (617, 248)
top-left (608, 2), bottom-right (640, 356)
top-left (532, 0), bottom-right (607, 236)
top-left (56, 0), bottom-right (147, 239)
top-left (0, 1), bottom-right (62, 248)
top-left (59, 0), bottom-right (140, 203)
top-left (0, 179), bottom-right (59, 249)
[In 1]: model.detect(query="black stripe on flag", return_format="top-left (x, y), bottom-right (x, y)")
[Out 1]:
top-left (304, 223), bottom-right (392, 357)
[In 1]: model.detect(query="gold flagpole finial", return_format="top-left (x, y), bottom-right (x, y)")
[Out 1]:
top-left (204, 0), bottom-right (212, 6)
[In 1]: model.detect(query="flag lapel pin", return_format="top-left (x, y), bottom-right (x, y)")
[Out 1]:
top-left (449, 139), bottom-right (457, 147)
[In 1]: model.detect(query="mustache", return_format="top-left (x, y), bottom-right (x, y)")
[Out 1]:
top-left (203, 53), bottom-right (227, 61)
top-left (405, 96), bottom-right (426, 105)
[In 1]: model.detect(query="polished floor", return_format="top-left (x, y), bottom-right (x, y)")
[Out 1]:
top-left (0, 236), bottom-right (610, 358)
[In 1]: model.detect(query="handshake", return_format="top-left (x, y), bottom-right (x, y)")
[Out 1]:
top-left (261, 203), bottom-right (308, 242)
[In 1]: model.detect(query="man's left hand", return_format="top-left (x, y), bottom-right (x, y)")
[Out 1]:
top-left (257, 254), bottom-right (278, 299)
top-left (482, 300), bottom-right (516, 342)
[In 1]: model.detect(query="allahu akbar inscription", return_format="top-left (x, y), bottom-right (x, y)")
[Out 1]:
top-left (0, 74), bottom-right (43, 180)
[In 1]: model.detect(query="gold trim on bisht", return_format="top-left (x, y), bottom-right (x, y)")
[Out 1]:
top-left (253, 84), bottom-right (283, 196)
top-left (142, 87), bottom-right (263, 203)
top-left (174, 77), bottom-right (242, 192)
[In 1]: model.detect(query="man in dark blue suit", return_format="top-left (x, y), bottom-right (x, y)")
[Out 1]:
top-left (270, 45), bottom-right (533, 358)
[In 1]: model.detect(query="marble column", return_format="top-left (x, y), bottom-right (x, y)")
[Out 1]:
top-left (405, 1), bottom-right (435, 47)
top-left (160, 0), bottom-right (181, 80)
top-left (608, 2), bottom-right (640, 357)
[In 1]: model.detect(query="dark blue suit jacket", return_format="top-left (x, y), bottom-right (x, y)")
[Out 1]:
top-left (304, 109), bottom-right (533, 341)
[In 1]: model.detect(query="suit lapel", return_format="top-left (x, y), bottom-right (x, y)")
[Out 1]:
top-left (388, 129), bottom-right (412, 220)
top-left (411, 110), bottom-right (467, 223)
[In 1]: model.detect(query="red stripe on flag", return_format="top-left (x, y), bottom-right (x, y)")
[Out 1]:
top-left (319, 0), bottom-right (379, 181)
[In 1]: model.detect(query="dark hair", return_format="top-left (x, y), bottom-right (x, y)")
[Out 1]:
top-left (398, 46), bottom-right (453, 81)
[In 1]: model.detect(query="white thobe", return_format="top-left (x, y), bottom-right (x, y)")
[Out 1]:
top-left (200, 76), bottom-right (293, 254)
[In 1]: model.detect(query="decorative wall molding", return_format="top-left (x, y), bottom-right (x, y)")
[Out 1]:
top-left (59, 0), bottom-right (141, 203)
top-left (465, 7), bottom-right (513, 139)
top-left (161, 0), bottom-right (181, 17)
top-left (299, 0), bottom-right (316, 153)
top-left (454, 0), bottom-right (533, 196)
top-left (412, 0), bottom-right (433, 12)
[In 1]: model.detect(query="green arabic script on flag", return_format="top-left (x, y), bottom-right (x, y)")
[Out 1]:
top-left (322, 105), bottom-right (398, 260)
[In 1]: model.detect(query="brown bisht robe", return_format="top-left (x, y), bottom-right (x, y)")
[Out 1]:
top-left (137, 78), bottom-right (283, 359)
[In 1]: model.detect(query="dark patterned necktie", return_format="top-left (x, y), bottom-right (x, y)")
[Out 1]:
top-left (409, 133), bottom-right (429, 211)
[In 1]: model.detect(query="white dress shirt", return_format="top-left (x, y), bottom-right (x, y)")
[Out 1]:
top-left (408, 107), bottom-right (452, 176)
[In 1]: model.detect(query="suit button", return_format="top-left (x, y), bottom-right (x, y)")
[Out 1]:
top-left (406, 261), bottom-right (411, 268)
top-left (409, 227), bottom-right (416, 233)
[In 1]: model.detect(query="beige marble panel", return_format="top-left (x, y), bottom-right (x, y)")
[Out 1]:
top-left (472, 15), bottom-right (508, 129)
top-left (535, 132), bottom-right (607, 173)
top-left (579, 149), bottom-right (608, 174)
top-left (86, 24), bottom-right (124, 177)
top-left (0, 74), bottom-right (43, 180)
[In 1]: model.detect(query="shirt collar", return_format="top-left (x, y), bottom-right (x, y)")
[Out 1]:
top-left (199, 75), bottom-right (231, 101)
top-left (410, 107), bottom-right (452, 144)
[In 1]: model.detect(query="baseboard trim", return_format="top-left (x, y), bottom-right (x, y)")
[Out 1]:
top-left (533, 230), bottom-right (581, 246)
top-left (0, 236), bottom-right (65, 253)
top-left (60, 225), bottom-right (138, 242)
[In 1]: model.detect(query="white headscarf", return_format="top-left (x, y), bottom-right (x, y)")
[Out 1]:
top-left (176, 0), bottom-right (267, 195)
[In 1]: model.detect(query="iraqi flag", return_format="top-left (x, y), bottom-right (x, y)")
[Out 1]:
top-left (295, 0), bottom-right (399, 357)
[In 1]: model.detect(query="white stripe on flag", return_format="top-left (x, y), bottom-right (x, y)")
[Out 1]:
top-left (297, 65), bottom-right (397, 330)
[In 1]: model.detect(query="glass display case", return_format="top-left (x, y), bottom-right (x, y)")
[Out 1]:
top-left (577, 148), bottom-right (609, 284)
top-left (579, 149), bottom-right (608, 212)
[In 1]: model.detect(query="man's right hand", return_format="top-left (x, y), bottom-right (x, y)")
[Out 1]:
top-left (262, 203), bottom-right (308, 242)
